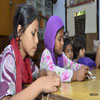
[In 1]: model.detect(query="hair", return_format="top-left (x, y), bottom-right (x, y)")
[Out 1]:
top-left (63, 38), bottom-right (72, 51)
top-left (73, 34), bottom-right (86, 59)
top-left (9, 3), bottom-right (39, 41)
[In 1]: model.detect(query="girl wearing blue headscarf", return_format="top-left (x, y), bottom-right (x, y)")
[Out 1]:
top-left (40, 16), bottom-right (89, 82)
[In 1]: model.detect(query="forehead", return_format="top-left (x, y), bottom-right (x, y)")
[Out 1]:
top-left (66, 44), bottom-right (73, 49)
top-left (27, 19), bottom-right (39, 30)
top-left (56, 28), bottom-right (64, 37)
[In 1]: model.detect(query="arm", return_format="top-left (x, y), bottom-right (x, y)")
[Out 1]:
top-left (95, 43), bottom-right (100, 68)
top-left (2, 80), bottom-right (42, 100)
top-left (63, 52), bottom-right (88, 81)
top-left (0, 51), bottom-right (16, 99)
top-left (71, 66), bottom-right (88, 81)
top-left (2, 76), bottom-right (60, 100)
top-left (63, 52), bottom-right (82, 71)
top-left (40, 49), bottom-right (73, 82)
top-left (40, 49), bottom-right (88, 82)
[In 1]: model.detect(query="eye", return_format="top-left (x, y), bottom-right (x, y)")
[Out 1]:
top-left (32, 31), bottom-right (35, 36)
top-left (58, 38), bottom-right (61, 41)
top-left (67, 49), bottom-right (69, 53)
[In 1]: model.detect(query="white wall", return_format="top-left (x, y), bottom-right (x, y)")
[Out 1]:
top-left (67, 1), bottom-right (97, 36)
top-left (53, 0), bottom-right (65, 31)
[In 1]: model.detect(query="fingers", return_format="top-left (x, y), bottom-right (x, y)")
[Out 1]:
top-left (46, 75), bottom-right (61, 93)
top-left (81, 66), bottom-right (88, 75)
top-left (53, 75), bottom-right (61, 86)
top-left (84, 66), bottom-right (89, 70)
top-left (52, 87), bottom-right (58, 92)
top-left (47, 71), bottom-right (57, 76)
top-left (84, 69), bottom-right (88, 75)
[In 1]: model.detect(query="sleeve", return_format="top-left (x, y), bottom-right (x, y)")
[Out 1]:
top-left (40, 49), bottom-right (73, 82)
top-left (0, 50), bottom-right (16, 99)
top-left (63, 52), bottom-right (82, 71)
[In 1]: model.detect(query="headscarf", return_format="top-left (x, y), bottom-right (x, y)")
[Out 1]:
top-left (44, 16), bottom-right (64, 67)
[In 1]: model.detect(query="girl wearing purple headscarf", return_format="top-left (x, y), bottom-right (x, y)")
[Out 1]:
top-left (40, 16), bottom-right (89, 82)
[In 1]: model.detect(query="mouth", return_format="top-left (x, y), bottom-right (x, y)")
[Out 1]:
top-left (33, 47), bottom-right (37, 51)
top-left (60, 48), bottom-right (63, 51)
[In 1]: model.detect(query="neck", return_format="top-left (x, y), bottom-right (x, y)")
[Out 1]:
top-left (19, 45), bottom-right (26, 60)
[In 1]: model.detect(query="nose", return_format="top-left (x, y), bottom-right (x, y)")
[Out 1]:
top-left (35, 33), bottom-right (39, 44)
top-left (61, 39), bottom-right (64, 46)
top-left (83, 49), bottom-right (85, 53)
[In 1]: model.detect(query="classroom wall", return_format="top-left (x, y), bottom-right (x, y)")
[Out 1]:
top-left (53, 0), bottom-right (65, 31)
top-left (67, 0), bottom-right (97, 36)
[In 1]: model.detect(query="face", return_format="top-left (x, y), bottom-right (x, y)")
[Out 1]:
top-left (19, 19), bottom-right (39, 58)
top-left (78, 48), bottom-right (85, 58)
top-left (64, 44), bottom-right (73, 60)
top-left (54, 28), bottom-right (64, 55)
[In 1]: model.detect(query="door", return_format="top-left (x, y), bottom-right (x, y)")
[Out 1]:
top-left (0, 0), bottom-right (11, 36)
top-left (0, 0), bottom-right (26, 36)
top-left (10, 0), bottom-right (26, 33)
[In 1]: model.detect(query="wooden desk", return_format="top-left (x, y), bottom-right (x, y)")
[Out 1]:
top-left (49, 69), bottom-right (100, 100)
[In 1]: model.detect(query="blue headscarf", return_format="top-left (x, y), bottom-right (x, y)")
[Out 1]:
top-left (44, 16), bottom-right (64, 67)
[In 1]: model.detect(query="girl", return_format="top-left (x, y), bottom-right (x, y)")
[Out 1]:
top-left (73, 34), bottom-right (96, 69)
top-left (0, 4), bottom-right (60, 100)
top-left (63, 38), bottom-right (73, 60)
top-left (40, 16), bottom-right (89, 82)
top-left (73, 34), bottom-right (85, 63)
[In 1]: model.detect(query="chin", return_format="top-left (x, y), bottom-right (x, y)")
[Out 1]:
top-left (58, 52), bottom-right (62, 55)
top-left (29, 52), bottom-right (35, 57)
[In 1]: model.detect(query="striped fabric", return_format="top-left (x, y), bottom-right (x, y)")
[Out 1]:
top-left (0, 45), bottom-right (39, 99)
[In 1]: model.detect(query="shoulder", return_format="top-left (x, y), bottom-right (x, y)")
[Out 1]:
top-left (42, 48), bottom-right (52, 56)
top-left (0, 45), bottom-right (15, 64)
top-left (1, 45), bottom-right (15, 56)
top-left (40, 48), bottom-right (53, 64)
top-left (0, 45), bottom-right (16, 82)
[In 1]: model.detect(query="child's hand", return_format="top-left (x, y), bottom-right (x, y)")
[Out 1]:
top-left (38, 69), bottom-right (57, 77)
top-left (76, 66), bottom-right (88, 81)
top-left (36, 75), bottom-right (61, 93)
top-left (46, 71), bottom-right (57, 76)
top-left (72, 66), bottom-right (88, 81)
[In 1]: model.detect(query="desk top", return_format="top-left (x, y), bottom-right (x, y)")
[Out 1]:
top-left (50, 69), bottom-right (100, 100)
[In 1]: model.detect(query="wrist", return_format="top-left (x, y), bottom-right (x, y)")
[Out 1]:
top-left (38, 69), bottom-right (47, 77)
top-left (72, 71), bottom-right (77, 81)
top-left (33, 78), bottom-right (44, 93)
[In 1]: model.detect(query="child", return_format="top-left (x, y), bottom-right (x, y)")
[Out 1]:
top-left (63, 37), bottom-right (73, 60)
top-left (73, 34), bottom-right (96, 69)
top-left (0, 4), bottom-right (60, 100)
top-left (40, 16), bottom-right (89, 83)
top-left (95, 42), bottom-right (100, 68)
top-left (73, 34), bottom-right (86, 63)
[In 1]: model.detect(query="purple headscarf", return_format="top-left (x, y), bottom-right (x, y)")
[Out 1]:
top-left (44, 16), bottom-right (64, 68)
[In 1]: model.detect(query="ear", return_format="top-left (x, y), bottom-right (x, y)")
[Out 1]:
top-left (17, 24), bottom-right (22, 37)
